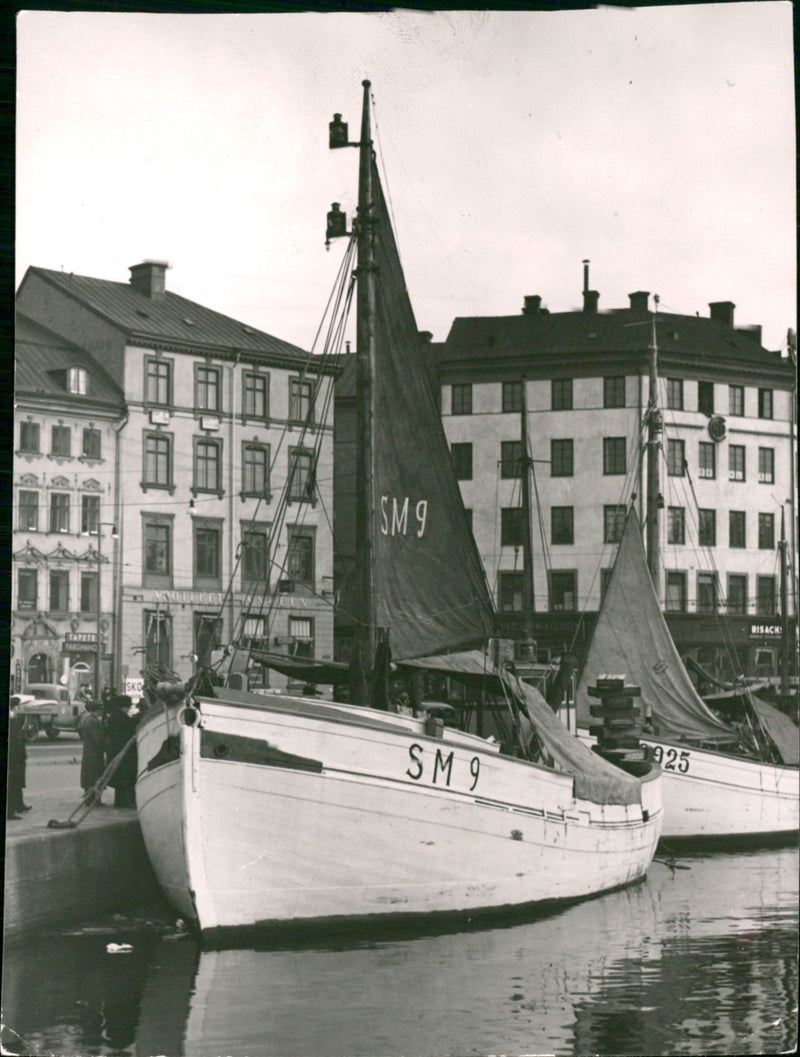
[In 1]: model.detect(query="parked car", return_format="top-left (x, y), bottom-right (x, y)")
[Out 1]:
top-left (15, 684), bottom-right (87, 740)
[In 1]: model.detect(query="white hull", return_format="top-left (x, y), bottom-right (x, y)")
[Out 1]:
top-left (579, 730), bottom-right (799, 842)
top-left (136, 694), bottom-right (662, 932)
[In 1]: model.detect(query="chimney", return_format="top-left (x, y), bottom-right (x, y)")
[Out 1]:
top-left (629, 291), bottom-right (650, 314)
top-left (583, 289), bottom-right (599, 314)
top-left (418, 330), bottom-right (433, 344)
top-left (709, 301), bottom-right (735, 328)
top-left (736, 325), bottom-right (762, 346)
top-left (522, 295), bottom-right (542, 316)
top-left (129, 260), bottom-right (169, 298)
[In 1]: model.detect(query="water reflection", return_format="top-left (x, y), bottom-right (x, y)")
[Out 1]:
top-left (2, 849), bottom-right (797, 1057)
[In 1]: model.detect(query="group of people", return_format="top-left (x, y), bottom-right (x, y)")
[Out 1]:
top-left (78, 690), bottom-right (139, 808)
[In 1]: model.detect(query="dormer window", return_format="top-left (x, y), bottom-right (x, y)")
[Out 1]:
top-left (68, 367), bottom-right (88, 395)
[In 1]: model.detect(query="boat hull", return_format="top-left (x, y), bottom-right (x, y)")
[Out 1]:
top-left (136, 694), bottom-right (662, 932)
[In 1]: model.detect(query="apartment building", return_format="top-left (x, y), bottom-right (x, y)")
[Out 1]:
top-left (15, 261), bottom-right (337, 694)
top-left (437, 283), bottom-right (797, 682)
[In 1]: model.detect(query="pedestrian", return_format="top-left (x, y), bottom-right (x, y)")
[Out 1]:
top-left (104, 694), bottom-right (138, 808)
top-left (7, 697), bottom-right (31, 819)
top-left (78, 698), bottom-right (107, 803)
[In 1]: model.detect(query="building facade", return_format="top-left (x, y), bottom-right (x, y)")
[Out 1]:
top-left (437, 284), bottom-right (797, 683)
top-left (15, 262), bottom-right (337, 695)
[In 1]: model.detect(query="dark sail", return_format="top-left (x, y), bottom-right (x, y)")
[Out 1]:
top-left (367, 159), bottom-right (495, 660)
top-left (576, 510), bottom-right (737, 744)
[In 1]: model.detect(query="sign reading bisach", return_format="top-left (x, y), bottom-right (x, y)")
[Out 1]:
top-left (749, 623), bottom-right (782, 639)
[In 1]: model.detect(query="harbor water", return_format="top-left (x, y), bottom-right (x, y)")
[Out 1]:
top-left (1, 847), bottom-right (797, 1057)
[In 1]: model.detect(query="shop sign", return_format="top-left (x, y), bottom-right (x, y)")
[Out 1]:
top-left (749, 623), bottom-right (782, 639)
top-left (65, 633), bottom-right (100, 652)
top-left (125, 677), bottom-right (144, 704)
top-left (150, 591), bottom-right (318, 610)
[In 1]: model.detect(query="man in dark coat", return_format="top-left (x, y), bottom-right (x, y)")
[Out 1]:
top-left (7, 697), bottom-right (30, 819)
top-left (104, 694), bottom-right (138, 808)
top-left (78, 699), bottom-right (107, 802)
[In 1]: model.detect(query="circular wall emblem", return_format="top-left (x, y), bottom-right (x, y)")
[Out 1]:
top-left (708, 416), bottom-right (726, 441)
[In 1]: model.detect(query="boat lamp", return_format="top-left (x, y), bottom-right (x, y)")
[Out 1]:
top-left (329, 113), bottom-right (349, 149)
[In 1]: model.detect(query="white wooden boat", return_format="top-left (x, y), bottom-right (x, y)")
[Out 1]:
top-left (575, 511), bottom-right (799, 843)
top-left (136, 81), bottom-right (662, 935)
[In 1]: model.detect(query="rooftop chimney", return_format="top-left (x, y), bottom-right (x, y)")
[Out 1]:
top-left (583, 289), bottom-right (599, 314)
top-left (709, 301), bottom-right (735, 328)
top-left (736, 325), bottom-right (762, 346)
top-left (129, 260), bottom-right (169, 298)
top-left (522, 295), bottom-right (542, 316)
top-left (629, 291), bottom-right (650, 314)
top-left (583, 259), bottom-right (590, 293)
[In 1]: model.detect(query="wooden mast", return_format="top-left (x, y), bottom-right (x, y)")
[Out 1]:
top-left (351, 80), bottom-right (377, 707)
top-left (779, 505), bottom-right (790, 700)
top-left (645, 295), bottom-right (663, 604)
top-left (520, 378), bottom-right (536, 640)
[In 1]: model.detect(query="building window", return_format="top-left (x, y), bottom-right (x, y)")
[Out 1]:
top-left (551, 378), bottom-right (573, 411)
top-left (729, 385), bottom-right (744, 416)
top-left (289, 377), bottom-right (314, 424)
top-left (82, 427), bottom-right (101, 460)
top-left (500, 441), bottom-right (524, 479)
top-left (727, 574), bottom-right (747, 614)
top-left (81, 494), bottom-right (100, 535)
top-left (698, 441), bottom-right (716, 479)
top-left (51, 425), bottom-right (71, 458)
top-left (756, 576), bottom-right (776, 616)
top-left (697, 573), bottom-right (718, 613)
top-left (758, 447), bottom-right (774, 484)
top-left (145, 610), bottom-right (172, 668)
top-left (241, 614), bottom-right (268, 649)
top-left (604, 376), bottom-right (625, 408)
top-left (698, 381), bottom-right (714, 416)
top-left (243, 372), bottom-right (269, 420)
top-left (501, 508), bottom-right (525, 547)
top-left (603, 505), bottom-right (626, 544)
top-left (49, 493), bottom-right (70, 534)
top-left (145, 357), bottom-right (172, 406)
top-left (498, 572), bottom-right (525, 613)
top-left (665, 571), bottom-right (686, 612)
top-left (80, 571), bottom-right (98, 614)
top-left (667, 438), bottom-right (685, 476)
top-left (194, 438), bottom-right (222, 493)
top-left (502, 381), bottom-right (523, 413)
top-left (287, 530), bottom-right (314, 588)
top-left (288, 448), bottom-right (315, 502)
top-left (549, 570), bottom-right (577, 612)
top-left (241, 525), bottom-right (270, 587)
top-left (194, 522), bottom-right (222, 584)
top-left (18, 491), bottom-right (38, 531)
top-left (68, 366), bottom-right (87, 395)
top-left (195, 365), bottom-right (221, 412)
top-left (195, 614), bottom-right (223, 667)
top-left (729, 510), bottom-right (746, 548)
top-left (143, 519), bottom-right (172, 585)
top-left (758, 512), bottom-right (775, 550)
top-left (551, 439), bottom-right (573, 477)
top-left (242, 442), bottom-right (270, 497)
top-left (49, 570), bottom-right (70, 612)
top-left (19, 421), bottom-right (40, 453)
top-left (603, 437), bottom-right (626, 475)
top-left (758, 388), bottom-right (773, 419)
top-left (728, 444), bottom-right (745, 482)
top-left (451, 383), bottom-right (472, 415)
top-left (551, 506), bottom-right (574, 545)
top-left (144, 432), bottom-right (172, 489)
top-left (666, 378), bottom-right (683, 410)
top-left (288, 616), bottom-right (314, 659)
top-left (451, 443), bottom-right (473, 481)
top-left (17, 568), bottom-right (38, 610)
top-left (697, 509), bottom-right (716, 547)
top-left (667, 506), bottom-right (685, 545)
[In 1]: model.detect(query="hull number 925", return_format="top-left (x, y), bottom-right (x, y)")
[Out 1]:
top-left (651, 745), bottom-right (691, 773)
top-left (406, 744), bottom-right (481, 791)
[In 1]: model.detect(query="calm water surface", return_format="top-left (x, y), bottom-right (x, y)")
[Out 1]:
top-left (2, 848), bottom-right (797, 1057)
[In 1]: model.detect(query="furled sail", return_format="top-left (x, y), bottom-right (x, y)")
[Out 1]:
top-left (576, 510), bottom-right (737, 744)
top-left (367, 159), bottom-right (496, 660)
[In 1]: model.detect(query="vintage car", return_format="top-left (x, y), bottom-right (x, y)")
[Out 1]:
top-left (15, 683), bottom-right (86, 740)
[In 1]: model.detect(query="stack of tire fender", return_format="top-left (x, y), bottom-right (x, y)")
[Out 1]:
top-left (588, 675), bottom-right (652, 778)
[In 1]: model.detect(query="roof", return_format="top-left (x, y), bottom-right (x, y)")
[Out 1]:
top-left (14, 314), bottom-right (125, 408)
top-left (23, 265), bottom-right (326, 370)
top-left (440, 307), bottom-right (794, 380)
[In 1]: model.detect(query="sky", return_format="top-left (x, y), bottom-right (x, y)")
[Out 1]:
top-left (16, 3), bottom-right (796, 354)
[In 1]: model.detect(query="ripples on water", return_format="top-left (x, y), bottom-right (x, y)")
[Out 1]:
top-left (1, 848), bottom-right (797, 1057)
